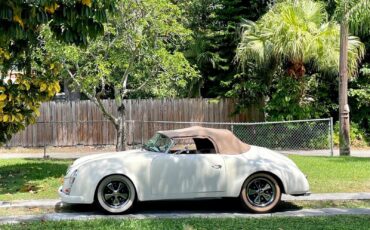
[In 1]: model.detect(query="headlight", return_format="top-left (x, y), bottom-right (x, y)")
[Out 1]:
top-left (63, 169), bottom-right (78, 195)
top-left (69, 170), bottom-right (78, 186)
top-left (66, 165), bottom-right (72, 175)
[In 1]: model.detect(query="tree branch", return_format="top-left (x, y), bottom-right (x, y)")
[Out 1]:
top-left (126, 78), bottom-right (151, 93)
top-left (121, 43), bottom-right (141, 97)
top-left (62, 60), bottom-right (119, 128)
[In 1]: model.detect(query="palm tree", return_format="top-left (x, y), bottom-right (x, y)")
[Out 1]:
top-left (336, 0), bottom-right (370, 156)
top-left (236, 0), bottom-right (365, 152)
top-left (236, 0), bottom-right (364, 78)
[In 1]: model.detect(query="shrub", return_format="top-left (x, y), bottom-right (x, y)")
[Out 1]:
top-left (333, 122), bottom-right (369, 147)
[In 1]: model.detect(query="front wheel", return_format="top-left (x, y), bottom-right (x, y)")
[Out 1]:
top-left (96, 175), bottom-right (136, 214)
top-left (240, 173), bottom-right (281, 213)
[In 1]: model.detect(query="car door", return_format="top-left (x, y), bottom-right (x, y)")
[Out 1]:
top-left (150, 153), bottom-right (226, 197)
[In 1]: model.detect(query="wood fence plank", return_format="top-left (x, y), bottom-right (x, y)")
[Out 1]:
top-left (7, 99), bottom-right (259, 147)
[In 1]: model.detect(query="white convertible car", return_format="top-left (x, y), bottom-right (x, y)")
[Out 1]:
top-left (59, 126), bottom-right (309, 213)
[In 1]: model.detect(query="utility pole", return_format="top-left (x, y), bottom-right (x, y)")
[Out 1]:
top-left (338, 2), bottom-right (351, 156)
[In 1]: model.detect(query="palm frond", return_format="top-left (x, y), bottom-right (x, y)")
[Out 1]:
top-left (348, 0), bottom-right (370, 36)
top-left (235, 0), bottom-right (364, 78)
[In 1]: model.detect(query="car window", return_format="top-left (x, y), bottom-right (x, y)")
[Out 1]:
top-left (193, 138), bottom-right (216, 154)
top-left (169, 137), bottom-right (216, 154)
top-left (168, 138), bottom-right (197, 154)
top-left (143, 133), bottom-right (172, 153)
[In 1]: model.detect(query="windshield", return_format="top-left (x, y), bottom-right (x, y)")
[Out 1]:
top-left (143, 133), bottom-right (172, 153)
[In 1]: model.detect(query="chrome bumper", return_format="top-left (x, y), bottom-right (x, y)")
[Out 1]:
top-left (58, 186), bottom-right (86, 204)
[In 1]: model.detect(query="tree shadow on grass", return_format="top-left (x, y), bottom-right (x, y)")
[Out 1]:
top-left (0, 159), bottom-right (70, 196)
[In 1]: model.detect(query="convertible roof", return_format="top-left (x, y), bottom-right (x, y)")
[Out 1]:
top-left (157, 126), bottom-right (251, 155)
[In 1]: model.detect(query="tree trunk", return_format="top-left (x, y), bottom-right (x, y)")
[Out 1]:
top-left (115, 106), bottom-right (127, 151)
top-left (339, 20), bottom-right (351, 156)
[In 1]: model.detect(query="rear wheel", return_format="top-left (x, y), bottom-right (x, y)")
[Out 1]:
top-left (96, 175), bottom-right (136, 214)
top-left (240, 173), bottom-right (281, 213)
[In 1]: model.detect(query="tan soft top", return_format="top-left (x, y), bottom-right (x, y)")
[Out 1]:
top-left (157, 126), bottom-right (251, 155)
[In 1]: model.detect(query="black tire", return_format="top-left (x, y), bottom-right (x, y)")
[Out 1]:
top-left (96, 175), bottom-right (136, 214)
top-left (240, 173), bottom-right (281, 213)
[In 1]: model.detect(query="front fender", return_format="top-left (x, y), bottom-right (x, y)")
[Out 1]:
top-left (69, 158), bottom-right (150, 203)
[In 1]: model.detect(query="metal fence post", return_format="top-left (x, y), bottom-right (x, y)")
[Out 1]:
top-left (330, 117), bottom-right (334, 156)
top-left (141, 120), bottom-right (144, 146)
top-left (132, 120), bottom-right (135, 148)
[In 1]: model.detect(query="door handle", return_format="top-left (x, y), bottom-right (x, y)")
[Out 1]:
top-left (212, 164), bottom-right (222, 169)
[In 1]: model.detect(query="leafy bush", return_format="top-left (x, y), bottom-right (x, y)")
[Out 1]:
top-left (333, 122), bottom-right (369, 147)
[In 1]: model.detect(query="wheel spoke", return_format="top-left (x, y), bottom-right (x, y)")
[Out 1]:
top-left (254, 181), bottom-right (261, 189)
top-left (113, 196), bottom-right (120, 206)
top-left (107, 183), bottom-right (115, 192)
top-left (248, 188), bottom-right (258, 195)
top-left (261, 192), bottom-right (272, 201)
top-left (116, 182), bottom-right (123, 192)
top-left (261, 183), bottom-right (271, 191)
top-left (117, 192), bottom-right (129, 200)
top-left (253, 194), bottom-right (261, 204)
top-left (104, 193), bottom-right (114, 200)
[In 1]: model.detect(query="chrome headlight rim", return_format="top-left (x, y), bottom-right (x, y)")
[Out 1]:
top-left (69, 169), bottom-right (78, 186)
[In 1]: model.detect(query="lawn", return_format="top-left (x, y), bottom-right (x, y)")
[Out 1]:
top-left (0, 159), bottom-right (71, 201)
top-left (2, 216), bottom-right (370, 230)
top-left (0, 156), bottom-right (369, 201)
top-left (1, 200), bottom-right (370, 217)
top-left (290, 155), bottom-right (370, 193)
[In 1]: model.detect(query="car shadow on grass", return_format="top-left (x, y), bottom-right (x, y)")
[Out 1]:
top-left (55, 199), bottom-right (302, 215)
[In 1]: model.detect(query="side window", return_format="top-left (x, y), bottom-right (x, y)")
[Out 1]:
top-left (169, 138), bottom-right (197, 154)
top-left (193, 138), bottom-right (216, 154)
top-left (168, 137), bottom-right (217, 154)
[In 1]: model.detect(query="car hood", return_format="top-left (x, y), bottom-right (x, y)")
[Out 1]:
top-left (70, 149), bottom-right (152, 169)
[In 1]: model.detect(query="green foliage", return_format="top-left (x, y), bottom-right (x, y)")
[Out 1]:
top-left (0, 0), bottom-right (115, 49)
top-left (41, 0), bottom-right (199, 100)
top-left (332, 0), bottom-right (370, 36)
top-left (333, 121), bottom-right (369, 147)
top-left (231, 0), bottom-right (365, 123)
top-left (349, 65), bottom-right (370, 133)
top-left (181, 0), bottom-right (270, 97)
top-left (236, 0), bottom-right (364, 77)
top-left (0, 76), bottom-right (60, 144)
top-left (0, 0), bottom-right (116, 145)
top-left (265, 74), bottom-right (337, 121)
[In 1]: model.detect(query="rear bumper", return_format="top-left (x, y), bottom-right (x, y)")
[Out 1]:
top-left (58, 186), bottom-right (87, 204)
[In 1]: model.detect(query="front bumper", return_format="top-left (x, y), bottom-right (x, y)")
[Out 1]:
top-left (58, 186), bottom-right (86, 204)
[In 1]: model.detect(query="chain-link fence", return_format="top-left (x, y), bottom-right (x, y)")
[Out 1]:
top-left (127, 118), bottom-right (334, 156)
top-left (230, 118), bottom-right (334, 155)
top-left (6, 118), bottom-right (334, 156)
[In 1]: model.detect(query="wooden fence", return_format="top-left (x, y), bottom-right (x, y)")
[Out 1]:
top-left (6, 99), bottom-right (263, 147)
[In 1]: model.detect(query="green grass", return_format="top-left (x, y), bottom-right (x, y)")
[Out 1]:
top-left (278, 200), bottom-right (370, 210)
top-left (1, 200), bottom-right (369, 217)
top-left (0, 159), bottom-right (71, 201)
top-left (289, 155), bottom-right (370, 193)
top-left (0, 156), bottom-right (369, 201)
top-left (2, 216), bottom-right (370, 230)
